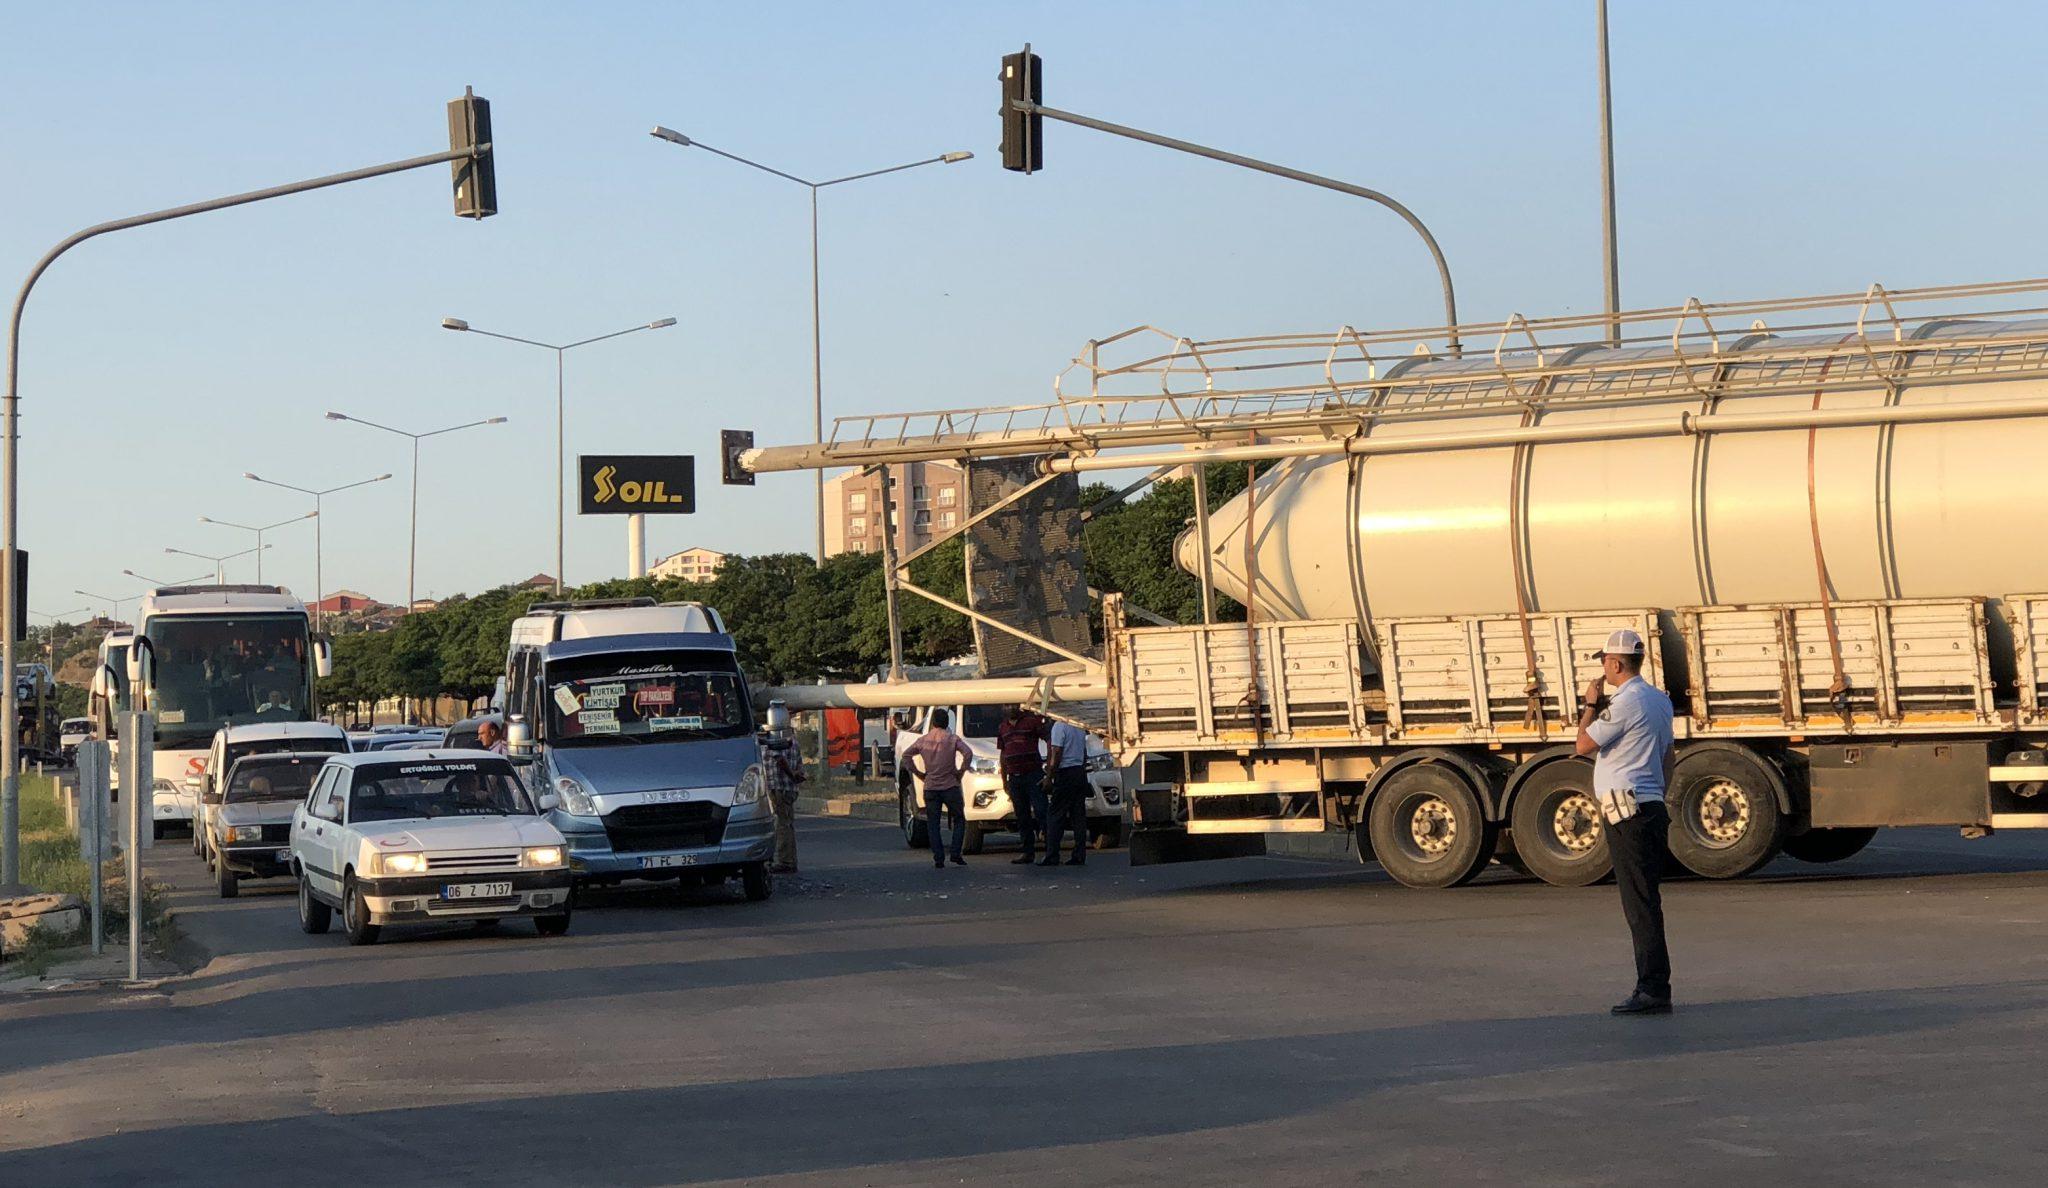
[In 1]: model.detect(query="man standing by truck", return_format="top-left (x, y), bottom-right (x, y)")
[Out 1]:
top-left (905, 709), bottom-right (974, 868)
top-left (1576, 628), bottom-right (1676, 1016)
top-left (997, 703), bottom-right (1049, 864)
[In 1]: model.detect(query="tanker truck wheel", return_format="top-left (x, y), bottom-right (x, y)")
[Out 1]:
top-left (1507, 760), bottom-right (1611, 887)
top-left (1366, 765), bottom-right (1493, 889)
top-left (1781, 826), bottom-right (1877, 865)
top-left (1667, 746), bottom-right (1786, 879)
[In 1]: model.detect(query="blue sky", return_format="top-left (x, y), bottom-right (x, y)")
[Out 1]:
top-left (5, 1), bottom-right (2045, 617)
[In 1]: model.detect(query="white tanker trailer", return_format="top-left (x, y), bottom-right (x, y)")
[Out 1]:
top-left (756, 278), bottom-right (2048, 890)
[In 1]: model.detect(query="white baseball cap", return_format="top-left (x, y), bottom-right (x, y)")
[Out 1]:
top-left (1590, 628), bottom-right (1646, 659)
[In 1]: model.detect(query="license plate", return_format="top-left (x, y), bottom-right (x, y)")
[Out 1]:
top-left (443, 881), bottom-right (513, 900)
top-left (639, 853), bottom-right (696, 869)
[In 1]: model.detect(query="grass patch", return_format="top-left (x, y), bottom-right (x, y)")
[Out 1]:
top-left (4, 774), bottom-right (173, 976)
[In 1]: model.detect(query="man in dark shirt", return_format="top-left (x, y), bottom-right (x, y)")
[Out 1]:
top-left (997, 704), bottom-right (1050, 865)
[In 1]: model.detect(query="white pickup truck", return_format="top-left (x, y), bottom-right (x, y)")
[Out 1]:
top-left (894, 704), bottom-right (1128, 853)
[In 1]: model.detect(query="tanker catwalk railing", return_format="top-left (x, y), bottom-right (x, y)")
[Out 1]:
top-left (742, 276), bottom-right (2048, 476)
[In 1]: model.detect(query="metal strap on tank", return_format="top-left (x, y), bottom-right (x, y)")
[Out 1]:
top-left (1497, 320), bottom-right (1554, 738)
top-left (1804, 350), bottom-right (1853, 725)
top-left (1239, 438), bottom-right (1266, 746)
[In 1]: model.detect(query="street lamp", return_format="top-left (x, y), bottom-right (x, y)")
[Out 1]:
top-left (440, 317), bottom-right (674, 591)
top-left (120, 568), bottom-right (211, 589)
top-left (197, 511), bottom-right (317, 583)
top-left (74, 589), bottom-right (138, 622)
top-left (649, 127), bottom-right (972, 561)
top-left (324, 412), bottom-right (506, 613)
top-left (245, 471), bottom-right (391, 632)
top-left (163, 544), bottom-right (269, 585)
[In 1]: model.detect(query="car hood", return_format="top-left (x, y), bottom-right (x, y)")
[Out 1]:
top-left (218, 800), bottom-right (300, 826)
top-left (548, 735), bottom-right (758, 794)
top-left (357, 815), bottom-right (561, 850)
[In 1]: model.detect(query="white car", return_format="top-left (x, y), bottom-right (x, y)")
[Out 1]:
top-left (894, 705), bottom-right (1128, 853)
top-left (59, 717), bottom-right (92, 763)
top-left (195, 721), bottom-right (351, 860)
top-left (291, 750), bottom-right (572, 945)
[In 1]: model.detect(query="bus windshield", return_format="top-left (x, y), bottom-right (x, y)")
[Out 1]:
top-left (144, 614), bottom-right (311, 747)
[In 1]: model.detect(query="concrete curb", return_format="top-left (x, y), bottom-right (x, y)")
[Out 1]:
top-left (796, 796), bottom-right (897, 823)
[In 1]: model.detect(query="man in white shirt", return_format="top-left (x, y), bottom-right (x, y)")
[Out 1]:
top-left (1039, 718), bottom-right (1092, 867)
top-left (1575, 628), bottom-right (1676, 1016)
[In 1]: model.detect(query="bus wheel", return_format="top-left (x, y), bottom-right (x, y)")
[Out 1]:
top-left (1667, 747), bottom-right (1786, 879)
top-left (1508, 760), bottom-right (1611, 887)
top-left (1366, 765), bottom-right (1493, 889)
top-left (1782, 826), bottom-right (1877, 865)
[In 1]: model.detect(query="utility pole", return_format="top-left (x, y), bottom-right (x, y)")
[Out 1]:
top-left (1597, 0), bottom-right (1621, 346)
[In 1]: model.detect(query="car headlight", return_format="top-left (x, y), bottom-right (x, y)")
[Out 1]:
top-left (522, 845), bottom-right (565, 868)
top-left (1086, 753), bottom-right (1117, 773)
top-left (972, 789), bottom-right (998, 809)
top-left (970, 755), bottom-right (999, 774)
top-left (734, 766), bottom-right (763, 805)
top-left (227, 824), bottom-right (267, 843)
top-left (376, 851), bottom-right (428, 875)
top-left (553, 776), bottom-right (596, 816)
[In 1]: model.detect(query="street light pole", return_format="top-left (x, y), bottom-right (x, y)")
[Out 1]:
top-left (244, 472), bottom-right (391, 632)
top-left (439, 317), bottom-right (675, 594)
top-left (323, 413), bottom-right (506, 613)
top-left (74, 589), bottom-right (137, 622)
top-left (197, 511), bottom-right (316, 584)
top-left (120, 568), bottom-right (211, 590)
top-left (649, 128), bottom-right (973, 562)
top-left (0, 96), bottom-right (496, 887)
top-left (1597, 0), bottom-right (1622, 347)
top-left (164, 545), bottom-right (268, 585)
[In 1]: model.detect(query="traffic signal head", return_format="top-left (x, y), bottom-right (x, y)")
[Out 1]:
top-left (721, 429), bottom-right (757, 486)
top-left (1000, 48), bottom-right (1043, 173)
top-left (447, 86), bottom-right (497, 219)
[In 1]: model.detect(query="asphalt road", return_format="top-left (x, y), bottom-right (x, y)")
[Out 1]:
top-left (5, 817), bottom-right (2048, 1186)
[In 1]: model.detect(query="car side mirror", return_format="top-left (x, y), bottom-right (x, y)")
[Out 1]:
top-left (536, 790), bottom-right (560, 812)
top-left (314, 637), bottom-right (334, 679)
top-left (202, 790), bottom-right (222, 805)
top-left (507, 717), bottom-right (534, 758)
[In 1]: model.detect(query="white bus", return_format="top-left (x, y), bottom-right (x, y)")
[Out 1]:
top-left (88, 626), bottom-right (135, 740)
top-left (126, 585), bottom-right (330, 839)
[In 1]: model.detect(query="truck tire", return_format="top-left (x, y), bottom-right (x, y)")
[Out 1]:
top-left (1667, 747), bottom-right (1786, 879)
top-left (962, 824), bottom-right (987, 855)
top-left (342, 874), bottom-right (381, 946)
top-left (298, 873), bottom-right (331, 935)
top-left (1492, 828), bottom-right (1534, 877)
top-left (1507, 760), bottom-right (1611, 887)
top-left (1365, 764), bottom-right (1494, 889)
top-left (1782, 826), bottom-right (1877, 865)
top-left (900, 785), bottom-right (929, 849)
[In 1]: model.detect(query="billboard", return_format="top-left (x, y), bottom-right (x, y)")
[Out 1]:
top-left (578, 455), bottom-right (695, 515)
top-left (963, 459), bottom-right (1095, 675)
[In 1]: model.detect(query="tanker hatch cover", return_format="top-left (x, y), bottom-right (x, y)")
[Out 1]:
top-left (964, 458), bottom-right (1096, 675)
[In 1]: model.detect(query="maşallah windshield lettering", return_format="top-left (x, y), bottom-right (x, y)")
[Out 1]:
top-left (546, 652), bottom-right (748, 745)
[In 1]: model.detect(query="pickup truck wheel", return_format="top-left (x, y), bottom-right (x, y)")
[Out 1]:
top-left (1668, 747), bottom-right (1785, 879)
top-left (1508, 760), bottom-right (1612, 887)
top-left (1782, 826), bottom-right (1878, 865)
top-left (216, 860), bottom-right (238, 899)
top-left (900, 786), bottom-right (929, 849)
top-left (534, 910), bottom-right (572, 937)
top-left (1092, 819), bottom-right (1126, 849)
top-left (342, 874), bottom-right (381, 946)
top-left (297, 873), bottom-right (331, 935)
top-left (962, 824), bottom-right (987, 855)
top-left (1366, 765), bottom-right (1494, 889)
top-left (741, 861), bottom-right (774, 902)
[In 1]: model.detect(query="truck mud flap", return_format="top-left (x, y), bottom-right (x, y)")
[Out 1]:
top-left (1129, 828), bottom-right (1268, 867)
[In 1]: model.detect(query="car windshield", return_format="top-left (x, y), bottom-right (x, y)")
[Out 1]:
top-left (229, 736), bottom-right (346, 768)
top-left (225, 755), bottom-right (324, 803)
top-left (348, 761), bottom-right (534, 821)
top-left (955, 704), bottom-right (1006, 739)
top-left (545, 650), bottom-right (750, 746)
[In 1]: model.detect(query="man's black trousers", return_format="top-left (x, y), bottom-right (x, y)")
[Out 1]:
top-left (1607, 799), bottom-right (1672, 1000)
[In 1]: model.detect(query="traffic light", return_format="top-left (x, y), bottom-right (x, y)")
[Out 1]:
top-left (447, 86), bottom-right (497, 219)
top-left (721, 429), bottom-right (756, 486)
top-left (1000, 47), bottom-right (1043, 173)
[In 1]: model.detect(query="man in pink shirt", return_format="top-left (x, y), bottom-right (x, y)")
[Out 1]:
top-left (905, 708), bottom-right (975, 868)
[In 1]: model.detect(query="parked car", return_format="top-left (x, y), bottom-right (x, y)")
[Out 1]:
top-left (894, 704), bottom-right (1128, 853)
top-left (195, 721), bottom-right (351, 860)
top-left (291, 750), bottom-right (571, 945)
top-left (208, 752), bottom-right (328, 898)
top-left (59, 717), bottom-right (92, 765)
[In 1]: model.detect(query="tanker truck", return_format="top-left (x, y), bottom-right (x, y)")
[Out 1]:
top-left (749, 277), bottom-right (2048, 889)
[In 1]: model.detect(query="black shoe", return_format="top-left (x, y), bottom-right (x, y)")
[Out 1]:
top-left (1011, 854), bottom-right (1036, 865)
top-left (1064, 855), bottom-right (1086, 866)
top-left (1036, 857), bottom-right (1060, 867)
top-left (949, 854), bottom-right (966, 866)
top-left (1610, 991), bottom-right (1673, 1016)
top-left (934, 859), bottom-right (946, 868)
